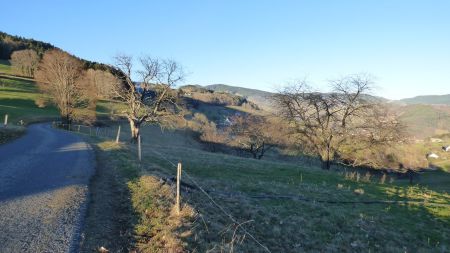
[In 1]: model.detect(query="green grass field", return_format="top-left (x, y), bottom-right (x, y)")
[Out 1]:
top-left (76, 123), bottom-right (450, 252)
top-left (0, 75), bottom-right (59, 124)
top-left (0, 59), bottom-right (12, 75)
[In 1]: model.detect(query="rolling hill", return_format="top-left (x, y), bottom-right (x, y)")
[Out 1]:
top-left (204, 84), bottom-right (450, 138)
top-left (0, 31), bottom-right (111, 71)
top-left (399, 94), bottom-right (450, 105)
top-left (205, 84), bottom-right (274, 109)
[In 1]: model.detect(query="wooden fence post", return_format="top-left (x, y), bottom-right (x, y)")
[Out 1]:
top-left (78, 125), bottom-right (81, 132)
top-left (3, 114), bottom-right (8, 127)
top-left (116, 125), bottom-right (121, 143)
top-left (176, 162), bottom-right (182, 215)
top-left (138, 134), bottom-right (142, 162)
top-left (96, 127), bottom-right (99, 136)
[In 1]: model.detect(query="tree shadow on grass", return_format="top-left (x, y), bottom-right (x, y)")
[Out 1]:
top-left (80, 142), bottom-right (139, 253)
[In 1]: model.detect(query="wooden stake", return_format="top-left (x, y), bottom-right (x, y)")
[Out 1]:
top-left (138, 134), bottom-right (142, 162)
top-left (77, 125), bottom-right (81, 132)
top-left (176, 162), bottom-right (182, 215)
top-left (115, 125), bottom-right (121, 143)
top-left (3, 114), bottom-right (8, 127)
top-left (96, 127), bottom-right (99, 136)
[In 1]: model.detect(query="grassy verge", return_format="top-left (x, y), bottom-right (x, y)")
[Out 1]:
top-left (0, 126), bottom-right (26, 144)
top-left (80, 140), bottom-right (195, 253)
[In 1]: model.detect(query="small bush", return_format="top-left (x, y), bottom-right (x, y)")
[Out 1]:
top-left (354, 188), bottom-right (365, 195)
top-left (362, 172), bottom-right (372, 182)
top-left (34, 97), bottom-right (47, 108)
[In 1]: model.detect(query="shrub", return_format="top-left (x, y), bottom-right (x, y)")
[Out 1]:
top-left (34, 97), bottom-right (47, 108)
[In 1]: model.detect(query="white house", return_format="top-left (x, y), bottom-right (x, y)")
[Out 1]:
top-left (430, 138), bottom-right (443, 143)
top-left (427, 153), bottom-right (439, 159)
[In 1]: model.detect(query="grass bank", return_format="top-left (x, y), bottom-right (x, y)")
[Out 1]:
top-left (0, 126), bottom-right (26, 144)
top-left (80, 140), bottom-right (195, 253)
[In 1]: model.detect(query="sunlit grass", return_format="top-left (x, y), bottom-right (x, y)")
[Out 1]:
top-left (87, 123), bottom-right (450, 252)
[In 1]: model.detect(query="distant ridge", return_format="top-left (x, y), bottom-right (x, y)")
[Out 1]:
top-left (204, 84), bottom-right (274, 109)
top-left (399, 94), bottom-right (450, 105)
top-left (205, 84), bottom-right (273, 97)
top-left (204, 83), bottom-right (389, 108)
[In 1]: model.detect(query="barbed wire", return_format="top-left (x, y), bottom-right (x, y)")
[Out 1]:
top-left (53, 122), bottom-right (450, 207)
top-left (147, 148), bottom-right (272, 253)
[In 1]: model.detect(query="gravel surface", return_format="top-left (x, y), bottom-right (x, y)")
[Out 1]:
top-left (0, 123), bottom-right (95, 253)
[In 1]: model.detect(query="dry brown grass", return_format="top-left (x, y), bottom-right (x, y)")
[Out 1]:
top-left (129, 175), bottom-right (195, 253)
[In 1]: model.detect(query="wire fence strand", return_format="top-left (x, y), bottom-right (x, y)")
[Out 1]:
top-left (146, 148), bottom-right (272, 253)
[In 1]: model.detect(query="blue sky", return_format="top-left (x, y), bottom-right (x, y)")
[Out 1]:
top-left (1, 0), bottom-right (449, 99)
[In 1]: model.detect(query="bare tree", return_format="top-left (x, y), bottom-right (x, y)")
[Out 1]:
top-left (84, 68), bottom-right (120, 99)
top-left (273, 74), bottom-right (404, 170)
top-left (35, 49), bottom-right (90, 124)
top-left (10, 49), bottom-right (39, 77)
top-left (229, 114), bottom-right (276, 159)
top-left (111, 54), bottom-right (184, 141)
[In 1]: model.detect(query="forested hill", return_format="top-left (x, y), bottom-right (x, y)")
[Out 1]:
top-left (0, 31), bottom-right (109, 71)
top-left (205, 84), bottom-right (274, 98)
top-left (0, 31), bottom-right (55, 59)
top-left (205, 84), bottom-right (274, 109)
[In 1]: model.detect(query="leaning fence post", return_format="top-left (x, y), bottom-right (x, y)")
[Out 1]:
top-left (3, 114), bottom-right (8, 127)
top-left (176, 162), bottom-right (182, 215)
top-left (138, 134), bottom-right (142, 162)
top-left (115, 125), bottom-right (121, 143)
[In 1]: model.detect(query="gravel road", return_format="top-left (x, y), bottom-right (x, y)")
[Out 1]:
top-left (0, 123), bottom-right (95, 253)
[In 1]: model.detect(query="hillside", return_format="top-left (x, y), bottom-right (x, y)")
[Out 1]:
top-left (0, 31), bottom-right (110, 71)
top-left (0, 31), bottom-right (55, 59)
top-left (205, 84), bottom-right (389, 109)
top-left (205, 84), bottom-right (274, 109)
top-left (399, 94), bottom-right (450, 105)
top-left (203, 84), bottom-right (450, 139)
top-left (397, 104), bottom-right (450, 138)
top-left (65, 120), bottom-right (450, 252)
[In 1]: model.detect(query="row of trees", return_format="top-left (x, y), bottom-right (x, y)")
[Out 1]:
top-left (31, 48), bottom-right (408, 171)
top-left (34, 49), bottom-right (184, 142)
top-left (35, 50), bottom-right (116, 124)
top-left (11, 49), bottom-right (40, 77)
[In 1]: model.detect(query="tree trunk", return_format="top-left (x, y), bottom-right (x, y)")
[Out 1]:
top-left (321, 159), bottom-right (331, 170)
top-left (129, 118), bottom-right (140, 142)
